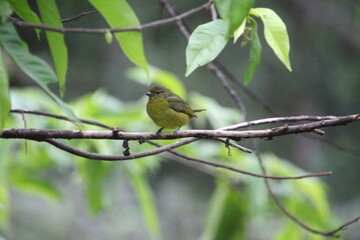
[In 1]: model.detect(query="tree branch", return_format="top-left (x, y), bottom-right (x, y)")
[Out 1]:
top-left (41, 139), bottom-right (331, 180)
top-left (253, 142), bottom-right (359, 238)
top-left (2, 114), bottom-right (359, 141)
top-left (7, 109), bottom-right (335, 180)
top-left (61, 10), bottom-right (98, 23)
top-left (8, 1), bottom-right (212, 35)
top-left (11, 109), bottom-right (113, 129)
top-left (207, 63), bottom-right (247, 115)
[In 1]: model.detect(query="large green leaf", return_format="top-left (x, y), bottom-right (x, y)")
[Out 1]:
top-left (185, 20), bottom-right (228, 76)
top-left (200, 180), bottom-right (229, 240)
top-left (244, 18), bottom-right (262, 85)
top-left (251, 8), bottom-right (292, 71)
top-left (0, 50), bottom-right (11, 129)
top-left (233, 18), bottom-right (246, 43)
top-left (0, 23), bottom-right (78, 122)
top-left (130, 172), bottom-right (161, 239)
top-left (81, 161), bottom-right (107, 214)
top-left (200, 180), bottom-right (246, 240)
top-left (89, 0), bottom-right (149, 76)
top-left (215, 0), bottom-right (254, 37)
top-left (0, 0), bottom-right (12, 24)
top-left (276, 222), bottom-right (303, 240)
top-left (0, 182), bottom-right (9, 228)
top-left (37, 0), bottom-right (68, 96)
top-left (11, 174), bottom-right (62, 201)
top-left (0, 23), bottom-right (57, 84)
top-left (0, 140), bottom-right (11, 228)
top-left (9, 0), bottom-right (41, 36)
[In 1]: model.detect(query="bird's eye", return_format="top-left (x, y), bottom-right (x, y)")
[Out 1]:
top-left (155, 91), bottom-right (160, 94)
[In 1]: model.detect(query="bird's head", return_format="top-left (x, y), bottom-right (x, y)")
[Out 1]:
top-left (146, 84), bottom-right (172, 98)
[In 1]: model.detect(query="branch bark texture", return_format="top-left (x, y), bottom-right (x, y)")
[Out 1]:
top-left (2, 114), bottom-right (358, 141)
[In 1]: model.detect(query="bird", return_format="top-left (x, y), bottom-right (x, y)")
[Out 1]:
top-left (146, 84), bottom-right (205, 134)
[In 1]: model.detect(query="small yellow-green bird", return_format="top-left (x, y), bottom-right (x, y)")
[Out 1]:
top-left (146, 84), bottom-right (205, 134)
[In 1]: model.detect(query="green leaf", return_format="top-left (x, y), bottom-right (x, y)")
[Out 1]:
top-left (11, 174), bottom-right (62, 201)
top-left (37, 0), bottom-right (68, 96)
top-left (0, 23), bottom-right (78, 123)
top-left (251, 8), bottom-right (292, 71)
top-left (9, 0), bottom-right (41, 36)
top-left (80, 160), bottom-right (108, 214)
top-left (0, 0), bottom-right (12, 24)
top-left (0, 183), bottom-right (9, 228)
top-left (244, 18), bottom-right (262, 85)
top-left (200, 180), bottom-right (230, 240)
top-left (233, 18), bottom-right (246, 43)
top-left (0, 23), bottom-right (57, 84)
top-left (0, 49), bottom-right (11, 129)
top-left (200, 180), bottom-right (246, 240)
top-left (215, 0), bottom-right (254, 37)
top-left (130, 172), bottom-right (161, 239)
top-left (214, 190), bottom-right (246, 240)
top-left (89, 0), bottom-right (149, 77)
top-left (0, 140), bottom-right (11, 228)
top-left (185, 20), bottom-right (228, 77)
top-left (275, 222), bottom-right (303, 240)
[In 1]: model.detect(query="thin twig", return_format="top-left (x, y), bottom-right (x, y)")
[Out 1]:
top-left (11, 109), bottom-right (113, 129)
top-left (210, 3), bottom-right (218, 20)
top-left (213, 60), bottom-right (280, 116)
top-left (61, 10), bottom-right (98, 23)
top-left (19, 111), bottom-right (28, 154)
top-left (8, 1), bottom-right (212, 35)
top-left (221, 115), bottom-right (338, 130)
top-left (160, 0), bottom-right (192, 39)
top-left (44, 138), bottom-right (330, 180)
top-left (254, 142), bottom-right (359, 237)
top-left (44, 138), bottom-right (195, 161)
top-left (207, 63), bottom-right (247, 115)
top-left (215, 138), bottom-right (252, 153)
top-left (304, 134), bottom-right (360, 157)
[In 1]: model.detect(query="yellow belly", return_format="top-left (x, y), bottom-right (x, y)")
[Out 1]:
top-left (146, 98), bottom-right (190, 129)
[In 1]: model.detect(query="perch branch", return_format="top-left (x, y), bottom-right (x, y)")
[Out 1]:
top-left (9, 109), bottom-right (333, 180)
top-left (2, 114), bottom-right (359, 141)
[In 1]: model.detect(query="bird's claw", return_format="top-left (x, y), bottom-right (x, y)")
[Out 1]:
top-left (156, 128), bottom-right (163, 135)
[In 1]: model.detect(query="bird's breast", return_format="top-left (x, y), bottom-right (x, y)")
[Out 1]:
top-left (146, 98), bottom-right (190, 129)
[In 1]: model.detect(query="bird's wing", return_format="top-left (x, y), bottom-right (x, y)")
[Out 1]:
top-left (167, 96), bottom-right (196, 117)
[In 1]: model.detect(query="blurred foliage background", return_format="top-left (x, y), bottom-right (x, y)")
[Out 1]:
top-left (1, 0), bottom-right (360, 239)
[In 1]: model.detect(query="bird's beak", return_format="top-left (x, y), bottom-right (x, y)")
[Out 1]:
top-left (146, 91), bottom-right (153, 97)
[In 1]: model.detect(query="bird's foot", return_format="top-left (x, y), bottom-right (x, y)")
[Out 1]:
top-left (156, 128), bottom-right (163, 136)
top-left (173, 127), bottom-right (181, 134)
